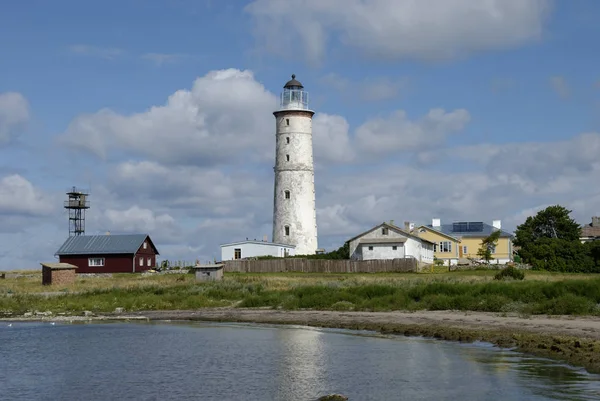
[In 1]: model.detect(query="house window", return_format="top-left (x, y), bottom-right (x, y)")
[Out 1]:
top-left (368, 246), bottom-right (373, 251)
top-left (88, 258), bottom-right (104, 267)
top-left (284, 190), bottom-right (290, 199)
top-left (143, 242), bottom-right (147, 250)
top-left (286, 137), bottom-right (290, 144)
top-left (392, 246), bottom-right (397, 250)
top-left (433, 244), bottom-right (437, 252)
top-left (286, 118), bottom-right (289, 126)
top-left (462, 246), bottom-right (468, 254)
top-left (285, 226), bottom-right (290, 236)
top-left (439, 241), bottom-right (452, 253)
top-left (234, 248), bottom-right (241, 259)
top-left (139, 257), bottom-right (144, 266)
top-left (147, 257), bottom-right (151, 267)
top-left (286, 154), bottom-right (290, 162)
top-left (382, 227), bottom-right (389, 235)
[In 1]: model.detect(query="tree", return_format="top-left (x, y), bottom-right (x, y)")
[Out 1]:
top-left (294, 241), bottom-right (350, 260)
top-left (583, 241), bottom-right (600, 269)
top-left (477, 230), bottom-right (501, 264)
top-left (514, 205), bottom-right (592, 272)
top-left (514, 205), bottom-right (581, 246)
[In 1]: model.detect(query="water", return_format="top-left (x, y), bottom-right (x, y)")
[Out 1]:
top-left (1, 321), bottom-right (599, 401)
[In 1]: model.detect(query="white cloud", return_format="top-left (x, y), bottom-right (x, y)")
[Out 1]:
top-left (313, 113), bottom-right (354, 164)
top-left (355, 108), bottom-right (471, 155)
top-left (107, 161), bottom-right (270, 215)
top-left (104, 205), bottom-right (176, 231)
top-left (550, 75), bottom-right (570, 99)
top-left (321, 73), bottom-right (408, 101)
top-left (0, 92), bottom-right (29, 145)
top-left (0, 174), bottom-right (55, 216)
top-left (246, 0), bottom-right (551, 64)
top-left (58, 69), bottom-right (277, 166)
top-left (427, 132), bottom-right (600, 183)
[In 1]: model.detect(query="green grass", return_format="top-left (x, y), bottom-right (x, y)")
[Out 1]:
top-left (1, 270), bottom-right (600, 316)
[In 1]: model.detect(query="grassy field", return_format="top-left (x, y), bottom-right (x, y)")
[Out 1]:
top-left (1, 269), bottom-right (600, 317)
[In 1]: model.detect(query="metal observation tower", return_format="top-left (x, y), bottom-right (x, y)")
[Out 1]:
top-left (64, 187), bottom-right (90, 236)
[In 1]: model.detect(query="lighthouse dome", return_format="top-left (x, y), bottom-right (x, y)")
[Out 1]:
top-left (283, 74), bottom-right (303, 89)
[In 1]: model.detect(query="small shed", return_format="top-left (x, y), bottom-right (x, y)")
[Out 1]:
top-left (193, 263), bottom-right (224, 282)
top-left (40, 262), bottom-right (78, 286)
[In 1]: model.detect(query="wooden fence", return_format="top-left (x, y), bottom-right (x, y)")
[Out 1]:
top-left (223, 258), bottom-right (418, 273)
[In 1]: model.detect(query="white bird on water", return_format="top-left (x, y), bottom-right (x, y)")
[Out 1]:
top-left (7, 323), bottom-right (12, 327)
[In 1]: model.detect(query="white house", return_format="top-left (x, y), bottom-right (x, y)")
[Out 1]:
top-left (220, 240), bottom-right (296, 261)
top-left (348, 222), bottom-right (435, 264)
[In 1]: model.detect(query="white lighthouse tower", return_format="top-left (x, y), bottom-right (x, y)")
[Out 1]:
top-left (272, 74), bottom-right (318, 255)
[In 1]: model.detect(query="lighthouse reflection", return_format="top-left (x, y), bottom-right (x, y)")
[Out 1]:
top-left (274, 326), bottom-right (327, 398)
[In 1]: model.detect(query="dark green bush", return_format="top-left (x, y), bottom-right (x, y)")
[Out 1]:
top-left (494, 266), bottom-right (525, 281)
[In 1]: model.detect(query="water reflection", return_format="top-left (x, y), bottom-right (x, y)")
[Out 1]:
top-left (275, 326), bottom-right (326, 399)
top-left (456, 342), bottom-right (600, 401)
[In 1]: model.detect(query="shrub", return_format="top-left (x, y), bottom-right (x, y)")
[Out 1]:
top-left (494, 266), bottom-right (525, 281)
top-left (331, 301), bottom-right (354, 311)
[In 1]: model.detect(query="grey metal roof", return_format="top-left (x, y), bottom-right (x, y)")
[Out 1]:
top-left (426, 222), bottom-right (513, 238)
top-left (284, 74), bottom-right (303, 89)
top-left (55, 234), bottom-right (151, 255)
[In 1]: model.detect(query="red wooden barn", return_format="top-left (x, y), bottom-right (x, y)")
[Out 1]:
top-left (55, 234), bottom-right (160, 273)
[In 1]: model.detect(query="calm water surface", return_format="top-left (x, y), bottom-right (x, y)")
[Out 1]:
top-left (1, 321), bottom-right (599, 401)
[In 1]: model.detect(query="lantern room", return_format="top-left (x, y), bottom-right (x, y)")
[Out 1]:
top-left (279, 74), bottom-right (310, 111)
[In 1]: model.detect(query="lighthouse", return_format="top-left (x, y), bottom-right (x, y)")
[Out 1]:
top-left (272, 74), bottom-right (318, 255)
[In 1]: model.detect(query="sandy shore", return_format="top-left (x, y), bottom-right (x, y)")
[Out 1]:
top-left (121, 309), bottom-right (600, 339)
top-left (4, 308), bottom-right (600, 373)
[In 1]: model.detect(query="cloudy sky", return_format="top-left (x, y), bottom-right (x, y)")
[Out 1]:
top-left (1, 0), bottom-right (599, 269)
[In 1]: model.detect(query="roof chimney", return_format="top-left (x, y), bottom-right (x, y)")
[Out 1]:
top-left (592, 217), bottom-right (600, 227)
top-left (263, 235), bottom-right (268, 242)
top-left (389, 220), bottom-right (394, 226)
top-left (432, 218), bottom-right (441, 227)
top-left (404, 221), bottom-right (410, 231)
top-left (106, 231), bottom-right (110, 235)
top-left (492, 220), bottom-right (502, 230)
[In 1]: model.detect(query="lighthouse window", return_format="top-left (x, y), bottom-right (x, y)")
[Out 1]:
top-left (286, 137), bottom-right (290, 144)
top-left (286, 118), bottom-right (289, 126)
top-left (286, 154), bottom-right (290, 162)
top-left (284, 190), bottom-right (290, 199)
top-left (285, 226), bottom-right (290, 236)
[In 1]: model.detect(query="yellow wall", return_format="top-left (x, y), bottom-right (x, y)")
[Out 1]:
top-left (416, 228), bottom-right (460, 260)
top-left (459, 236), bottom-right (512, 261)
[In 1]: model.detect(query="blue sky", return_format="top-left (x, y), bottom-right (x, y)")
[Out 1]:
top-left (1, 0), bottom-right (600, 269)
